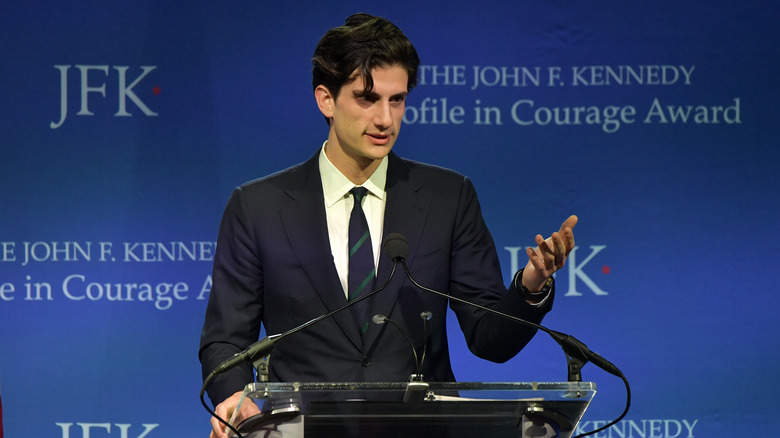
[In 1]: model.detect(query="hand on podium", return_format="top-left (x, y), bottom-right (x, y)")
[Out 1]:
top-left (209, 390), bottom-right (261, 438)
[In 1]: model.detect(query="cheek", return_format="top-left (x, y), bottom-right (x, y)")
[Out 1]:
top-left (334, 114), bottom-right (353, 129)
top-left (394, 108), bottom-right (405, 127)
top-left (334, 120), bottom-right (362, 143)
top-left (338, 111), bottom-right (361, 129)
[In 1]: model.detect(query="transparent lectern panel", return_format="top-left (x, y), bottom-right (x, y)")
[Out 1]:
top-left (233, 381), bottom-right (595, 438)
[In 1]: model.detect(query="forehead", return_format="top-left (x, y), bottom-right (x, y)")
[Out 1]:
top-left (345, 65), bottom-right (409, 96)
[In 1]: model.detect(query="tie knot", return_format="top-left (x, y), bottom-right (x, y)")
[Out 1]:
top-left (350, 186), bottom-right (369, 204)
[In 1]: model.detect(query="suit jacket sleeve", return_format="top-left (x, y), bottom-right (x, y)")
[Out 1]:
top-left (199, 186), bottom-right (264, 405)
top-left (446, 176), bottom-right (554, 363)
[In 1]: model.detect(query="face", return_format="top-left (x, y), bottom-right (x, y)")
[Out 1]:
top-left (316, 65), bottom-right (408, 177)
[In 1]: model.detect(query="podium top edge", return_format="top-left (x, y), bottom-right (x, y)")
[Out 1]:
top-left (244, 381), bottom-right (596, 392)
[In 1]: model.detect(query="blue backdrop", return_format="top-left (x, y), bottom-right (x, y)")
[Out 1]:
top-left (2, 1), bottom-right (779, 437)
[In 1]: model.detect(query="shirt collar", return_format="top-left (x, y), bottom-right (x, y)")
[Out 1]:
top-left (319, 141), bottom-right (388, 208)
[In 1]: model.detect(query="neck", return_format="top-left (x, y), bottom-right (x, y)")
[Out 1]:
top-left (324, 142), bottom-right (383, 185)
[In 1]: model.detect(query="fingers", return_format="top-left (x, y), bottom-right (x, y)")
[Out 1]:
top-left (564, 227), bottom-right (575, 254)
top-left (529, 235), bottom-right (553, 276)
top-left (527, 215), bottom-right (578, 277)
top-left (558, 215), bottom-right (577, 256)
top-left (526, 246), bottom-right (546, 272)
top-left (560, 215), bottom-right (578, 232)
top-left (551, 232), bottom-right (566, 268)
top-left (210, 416), bottom-right (228, 438)
top-left (535, 235), bottom-right (553, 268)
top-left (210, 395), bottom-right (238, 438)
top-left (535, 233), bottom-right (566, 270)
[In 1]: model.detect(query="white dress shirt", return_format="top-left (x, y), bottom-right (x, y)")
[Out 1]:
top-left (318, 142), bottom-right (387, 298)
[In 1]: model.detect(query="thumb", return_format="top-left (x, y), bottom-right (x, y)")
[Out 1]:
top-left (561, 214), bottom-right (578, 231)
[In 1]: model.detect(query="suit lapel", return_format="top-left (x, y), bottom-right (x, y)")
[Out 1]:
top-left (363, 153), bottom-right (431, 349)
top-left (278, 153), bottom-right (363, 351)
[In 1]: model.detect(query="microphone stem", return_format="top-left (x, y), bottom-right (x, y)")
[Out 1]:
top-left (399, 260), bottom-right (623, 380)
top-left (291, 260), bottom-right (398, 340)
top-left (400, 260), bottom-right (547, 333)
top-left (382, 316), bottom-right (421, 376)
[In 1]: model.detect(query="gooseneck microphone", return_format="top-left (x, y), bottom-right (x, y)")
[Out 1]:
top-left (383, 233), bottom-right (622, 379)
top-left (372, 314), bottom-right (422, 378)
top-left (419, 311), bottom-right (432, 374)
top-left (201, 237), bottom-right (403, 438)
top-left (384, 232), bottom-right (630, 438)
top-left (371, 311), bottom-right (432, 382)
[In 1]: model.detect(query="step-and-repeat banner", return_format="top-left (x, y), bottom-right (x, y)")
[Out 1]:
top-left (2, 1), bottom-right (778, 436)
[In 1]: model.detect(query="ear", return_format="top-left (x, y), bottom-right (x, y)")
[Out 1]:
top-left (314, 85), bottom-right (335, 119)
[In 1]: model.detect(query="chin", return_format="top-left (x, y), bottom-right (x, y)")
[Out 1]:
top-left (368, 146), bottom-right (394, 160)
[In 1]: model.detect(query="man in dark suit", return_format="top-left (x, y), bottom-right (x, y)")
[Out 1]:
top-left (200, 13), bottom-right (576, 438)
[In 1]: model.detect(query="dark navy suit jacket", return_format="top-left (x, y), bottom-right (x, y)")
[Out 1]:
top-left (199, 151), bottom-right (554, 405)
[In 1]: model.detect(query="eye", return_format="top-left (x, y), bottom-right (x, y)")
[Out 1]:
top-left (389, 96), bottom-right (406, 106)
top-left (390, 94), bottom-right (407, 104)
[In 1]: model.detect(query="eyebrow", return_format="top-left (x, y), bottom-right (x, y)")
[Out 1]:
top-left (353, 89), bottom-right (409, 101)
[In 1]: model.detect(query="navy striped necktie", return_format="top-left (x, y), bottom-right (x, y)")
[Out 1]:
top-left (347, 187), bottom-right (376, 337)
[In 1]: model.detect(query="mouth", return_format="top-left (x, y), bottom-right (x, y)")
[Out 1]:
top-left (366, 132), bottom-right (392, 145)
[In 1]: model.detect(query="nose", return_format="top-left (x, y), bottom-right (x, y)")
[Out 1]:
top-left (373, 101), bottom-right (394, 131)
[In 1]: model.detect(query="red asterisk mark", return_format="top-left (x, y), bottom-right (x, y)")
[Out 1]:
top-left (602, 265), bottom-right (611, 275)
top-left (152, 85), bottom-right (161, 95)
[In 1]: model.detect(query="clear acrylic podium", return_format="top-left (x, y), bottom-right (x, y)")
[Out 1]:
top-left (231, 381), bottom-right (595, 438)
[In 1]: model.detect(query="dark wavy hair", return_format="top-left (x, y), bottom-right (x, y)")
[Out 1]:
top-left (312, 13), bottom-right (420, 98)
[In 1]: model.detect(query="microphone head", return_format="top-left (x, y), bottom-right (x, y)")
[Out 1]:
top-left (420, 311), bottom-right (433, 321)
top-left (383, 233), bottom-right (408, 261)
top-left (372, 314), bottom-right (388, 324)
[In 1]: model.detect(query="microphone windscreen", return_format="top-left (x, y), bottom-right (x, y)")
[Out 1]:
top-left (372, 314), bottom-right (387, 324)
top-left (383, 233), bottom-right (408, 261)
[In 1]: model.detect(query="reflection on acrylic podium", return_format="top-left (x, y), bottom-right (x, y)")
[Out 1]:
top-left (230, 381), bottom-right (595, 438)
